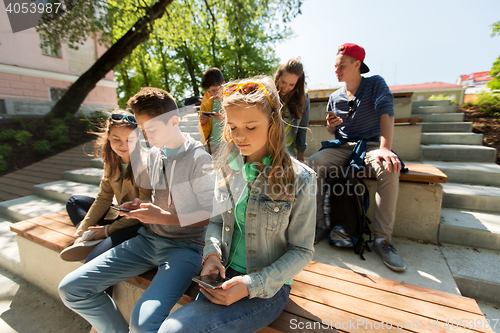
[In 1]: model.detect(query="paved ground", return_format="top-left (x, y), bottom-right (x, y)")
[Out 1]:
top-left (0, 143), bottom-right (94, 202)
top-left (0, 267), bottom-right (91, 333)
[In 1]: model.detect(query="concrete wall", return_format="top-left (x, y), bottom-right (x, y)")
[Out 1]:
top-left (364, 180), bottom-right (443, 243)
top-left (397, 89), bottom-right (465, 104)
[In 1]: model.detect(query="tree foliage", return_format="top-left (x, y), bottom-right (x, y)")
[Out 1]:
top-left (488, 21), bottom-right (500, 90)
top-left (37, 0), bottom-right (302, 113)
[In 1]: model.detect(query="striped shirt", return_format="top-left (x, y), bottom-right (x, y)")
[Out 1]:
top-left (327, 75), bottom-right (394, 141)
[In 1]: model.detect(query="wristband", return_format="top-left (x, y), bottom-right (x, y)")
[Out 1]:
top-left (203, 253), bottom-right (221, 266)
top-left (104, 225), bottom-right (110, 238)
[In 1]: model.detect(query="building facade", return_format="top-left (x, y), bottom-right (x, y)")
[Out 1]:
top-left (0, 2), bottom-right (117, 116)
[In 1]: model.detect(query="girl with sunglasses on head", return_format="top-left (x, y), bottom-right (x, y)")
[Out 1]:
top-left (274, 58), bottom-right (310, 163)
top-left (62, 110), bottom-right (152, 263)
top-left (159, 76), bottom-right (316, 333)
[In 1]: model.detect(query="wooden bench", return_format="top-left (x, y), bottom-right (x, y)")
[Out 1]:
top-left (11, 211), bottom-right (493, 333)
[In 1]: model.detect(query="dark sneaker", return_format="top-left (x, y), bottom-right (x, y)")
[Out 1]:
top-left (314, 225), bottom-right (330, 244)
top-left (372, 240), bottom-right (406, 272)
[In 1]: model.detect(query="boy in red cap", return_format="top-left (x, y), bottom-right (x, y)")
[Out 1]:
top-left (308, 43), bottom-right (406, 272)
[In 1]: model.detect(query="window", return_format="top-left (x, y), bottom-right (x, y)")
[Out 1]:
top-left (40, 33), bottom-right (62, 58)
top-left (50, 88), bottom-right (67, 102)
top-left (314, 94), bottom-right (319, 98)
top-left (0, 99), bottom-right (5, 114)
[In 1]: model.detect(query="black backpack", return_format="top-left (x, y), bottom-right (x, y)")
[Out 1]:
top-left (325, 168), bottom-right (372, 259)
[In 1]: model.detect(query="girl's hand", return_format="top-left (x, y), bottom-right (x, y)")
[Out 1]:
top-left (73, 237), bottom-right (83, 245)
top-left (200, 276), bottom-right (249, 306)
top-left (200, 255), bottom-right (225, 278)
top-left (120, 203), bottom-right (170, 225)
top-left (87, 226), bottom-right (107, 240)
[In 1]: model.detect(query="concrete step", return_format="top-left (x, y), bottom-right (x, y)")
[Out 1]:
top-left (439, 208), bottom-right (500, 251)
top-left (0, 217), bottom-right (21, 276)
top-left (412, 113), bottom-right (464, 122)
top-left (90, 158), bottom-right (104, 169)
top-left (179, 119), bottom-right (199, 126)
top-left (33, 180), bottom-right (101, 203)
top-left (440, 243), bottom-right (500, 305)
top-left (0, 195), bottom-right (66, 222)
top-left (420, 144), bottom-right (497, 163)
top-left (421, 122), bottom-right (473, 133)
top-left (423, 162), bottom-right (500, 186)
top-left (412, 100), bottom-right (451, 107)
top-left (411, 105), bottom-right (457, 114)
top-left (421, 132), bottom-right (483, 145)
top-left (64, 168), bottom-right (104, 185)
top-left (178, 125), bottom-right (199, 132)
top-left (442, 183), bottom-right (500, 213)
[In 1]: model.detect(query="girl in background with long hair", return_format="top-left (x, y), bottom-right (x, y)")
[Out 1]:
top-left (274, 58), bottom-right (310, 163)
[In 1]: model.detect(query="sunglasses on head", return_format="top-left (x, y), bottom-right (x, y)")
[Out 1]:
top-left (110, 113), bottom-right (137, 125)
top-left (347, 100), bottom-right (355, 119)
top-left (223, 82), bottom-right (275, 110)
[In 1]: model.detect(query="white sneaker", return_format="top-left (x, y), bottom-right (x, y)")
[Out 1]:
top-left (60, 239), bottom-right (103, 262)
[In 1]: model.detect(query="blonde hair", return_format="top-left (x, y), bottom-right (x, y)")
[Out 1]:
top-left (215, 76), bottom-right (295, 200)
top-left (92, 109), bottom-right (138, 182)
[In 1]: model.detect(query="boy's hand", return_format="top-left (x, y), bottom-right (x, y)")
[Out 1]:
top-left (200, 276), bottom-right (249, 306)
top-left (119, 198), bottom-right (142, 212)
top-left (376, 147), bottom-right (401, 173)
top-left (200, 113), bottom-right (210, 125)
top-left (120, 202), bottom-right (170, 225)
top-left (326, 114), bottom-right (343, 128)
top-left (210, 113), bottom-right (225, 122)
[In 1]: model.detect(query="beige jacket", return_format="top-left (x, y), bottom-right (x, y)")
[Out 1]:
top-left (74, 165), bottom-right (152, 237)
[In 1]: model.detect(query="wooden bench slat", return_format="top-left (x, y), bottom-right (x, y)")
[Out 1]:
top-left (295, 270), bottom-right (490, 332)
top-left (304, 262), bottom-right (480, 316)
top-left (285, 296), bottom-right (402, 333)
top-left (42, 211), bottom-right (74, 226)
top-left (24, 216), bottom-right (77, 238)
top-left (291, 280), bottom-right (482, 333)
top-left (309, 118), bottom-right (423, 126)
top-left (265, 311), bottom-right (334, 333)
top-left (10, 220), bottom-right (74, 252)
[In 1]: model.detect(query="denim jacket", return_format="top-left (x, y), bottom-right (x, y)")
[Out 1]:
top-left (204, 158), bottom-right (316, 299)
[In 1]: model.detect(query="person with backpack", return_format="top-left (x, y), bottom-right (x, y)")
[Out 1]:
top-left (308, 43), bottom-right (406, 272)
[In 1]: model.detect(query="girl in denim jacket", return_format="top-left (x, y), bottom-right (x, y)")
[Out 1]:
top-left (160, 76), bottom-right (316, 333)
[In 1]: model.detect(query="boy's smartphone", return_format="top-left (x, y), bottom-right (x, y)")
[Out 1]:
top-left (110, 206), bottom-right (131, 213)
top-left (202, 112), bottom-right (217, 116)
top-left (325, 111), bottom-right (338, 118)
top-left (192, 274), bottom-right (230, 290)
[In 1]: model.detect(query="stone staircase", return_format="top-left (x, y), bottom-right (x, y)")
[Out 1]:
top-left (414, 100), bottom-right (500, 304)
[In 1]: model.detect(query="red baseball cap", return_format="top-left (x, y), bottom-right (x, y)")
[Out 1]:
top-left (337, 43), bottom-right (370, 74)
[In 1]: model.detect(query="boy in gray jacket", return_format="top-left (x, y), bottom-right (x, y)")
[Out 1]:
top-left (59, 87), bottom-right (214, 333)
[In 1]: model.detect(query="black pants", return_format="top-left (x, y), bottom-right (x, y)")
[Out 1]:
top-left (66, 195), bottom-right (141, 263)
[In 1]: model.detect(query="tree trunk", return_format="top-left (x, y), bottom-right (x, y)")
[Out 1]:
top-left (47, 0), bottom-right (173, 118)
top-left (157, 38), bottom-right (170, 92)
top-left (182, 43), bottom-right (200, 96)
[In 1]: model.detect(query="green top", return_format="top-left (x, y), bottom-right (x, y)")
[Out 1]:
top-left (121, 163), bottom-right (128, 173)
top-left (228, 184), bottom-right (293, 285)
top-left (209, 100), bottom-right (224, 144)
top-left (163, 145), bottom-right (183, 158)
top-left (228, 187), bottom-right (249, 273)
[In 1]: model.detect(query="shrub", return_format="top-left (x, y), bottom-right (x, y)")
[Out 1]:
top-left (0, 156), bottom-right (7, 172)
top-left (46, 119), bottom-right (68, 141)
top-left (475, 91), bottom-right (500, 106)
top-left (80, 118), bottom-right (97, 132)
top-left (53, 135), bottom-right (71, 148)
top-left (0, 129), bottom-right (17, 141)
top-left (33, 140), bottom-right (51, 154)
top-left (462, 102), bottom-right (473, 108)
top-left (14, 130), bottom-right (32, 146)
top-left (0, 144), bottom-right (12, 158)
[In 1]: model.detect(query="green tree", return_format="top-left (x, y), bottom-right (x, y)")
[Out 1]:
top-left (39, 0), bottom-right (174, 117)
top-left (488, 21), bottom-right (500, 90)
